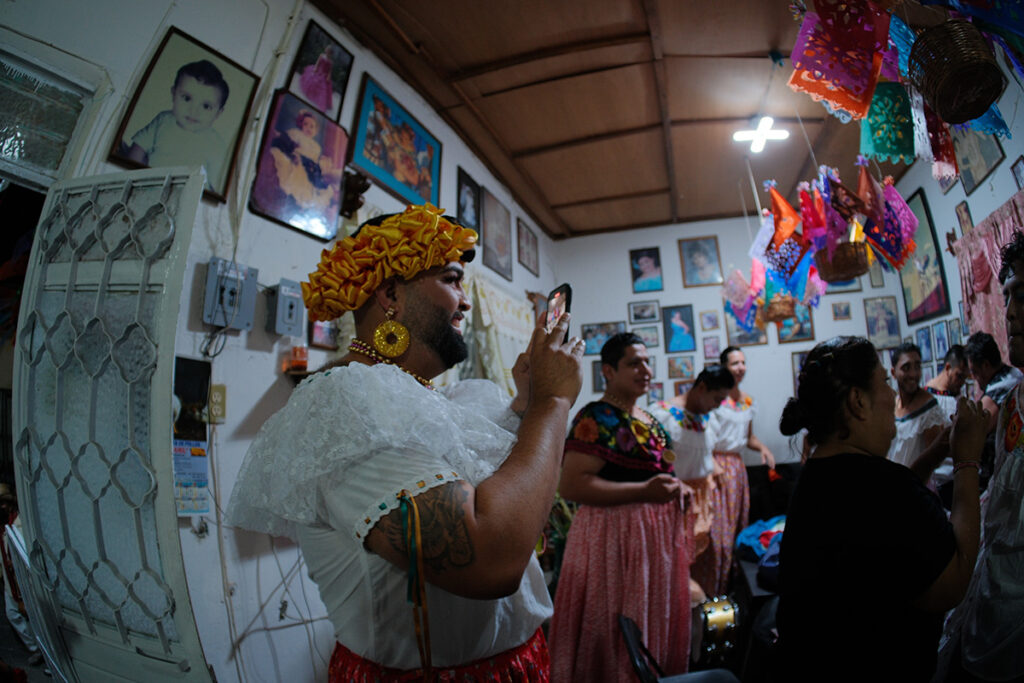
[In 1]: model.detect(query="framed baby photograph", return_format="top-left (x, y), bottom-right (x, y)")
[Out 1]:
top-left (111, 27), bottom-right (260, 202)
top-left (628, 300), bottom-right (661, 324)
top-left (350, 73), bottom-right (441, 206)
top-left (667, 355), bottom-right (695, 380)
top-left (629, 247), bottom-right (664, 293)
top-left (703, 335), bottom-right (721, 360)
top-left (678, 236), bottom-right (724, 287)
top-left (632, 325), bottom-right (660, 348)
top-left (517, 218), bottom-right (540, 276)
top-left (249, 90), bottom-right (349, 240)
top-left (287, 21), bottom-right (354, 120)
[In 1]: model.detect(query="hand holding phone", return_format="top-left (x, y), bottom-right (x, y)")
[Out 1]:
top-left (546, 283), bottom-right (572, 340)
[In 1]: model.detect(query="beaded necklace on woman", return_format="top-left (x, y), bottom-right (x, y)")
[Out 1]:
top-left (602, 392), bottom-right (676, 463)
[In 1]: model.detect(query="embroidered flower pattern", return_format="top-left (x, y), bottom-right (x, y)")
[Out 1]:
top-left (1005, 395), bottom-right (1023, 453)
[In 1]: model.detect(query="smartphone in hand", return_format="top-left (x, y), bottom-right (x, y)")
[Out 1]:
top-left (546, 283), bottom-right (572, 341)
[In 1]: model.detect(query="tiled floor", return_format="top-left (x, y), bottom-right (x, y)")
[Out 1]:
top-left (0, 610), bottom-right (51, 683)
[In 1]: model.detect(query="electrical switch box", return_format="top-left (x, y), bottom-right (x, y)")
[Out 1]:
top-left (208, 384), bottom-right (226, 424)
top-left (202, 257), bottom-right (258, 330)
top-left (267, 278), bottom-right (304, 338)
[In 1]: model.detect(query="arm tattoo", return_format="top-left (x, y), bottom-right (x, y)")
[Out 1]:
top-left (381, 483), bottom-right (475, 573)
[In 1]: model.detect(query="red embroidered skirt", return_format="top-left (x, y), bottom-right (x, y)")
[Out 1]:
top-left (328, 627), bottom-right (549, 682)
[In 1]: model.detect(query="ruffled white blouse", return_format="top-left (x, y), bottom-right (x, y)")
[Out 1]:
top-left (710, 394), bottom-right (756, 454)
top-left (226, 363), bottom-right (551, 668)
top-left (886, 397), bottom-right (948, 469)
top-left (647, 401), bottom-right (715, 480)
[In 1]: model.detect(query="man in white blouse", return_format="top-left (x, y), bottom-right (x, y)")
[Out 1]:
top-left (228, 205), bottom-right (584, 679)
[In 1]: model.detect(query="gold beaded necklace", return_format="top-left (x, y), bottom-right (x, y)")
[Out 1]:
top-left (348, 339), bottom-right (435, 390)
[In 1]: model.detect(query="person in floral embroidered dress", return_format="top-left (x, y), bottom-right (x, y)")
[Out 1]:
top-left (550, 332), bottom-right (694, 682)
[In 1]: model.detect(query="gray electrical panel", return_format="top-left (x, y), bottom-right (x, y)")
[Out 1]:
top-left (202, 257), bottom-right (258, 330)
top-left (266, 278), bottom-right (304, 337)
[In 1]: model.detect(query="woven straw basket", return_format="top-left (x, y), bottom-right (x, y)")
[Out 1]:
top-left (814, 242), bottom-right (869, 283)
top-left (907, 19), bottom-right (1007, 124)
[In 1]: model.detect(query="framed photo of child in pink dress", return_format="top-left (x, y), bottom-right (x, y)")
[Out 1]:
top-left (110, 27), bottom-right (259, 203)
top-left (287, 21), bottom-right (354, 121)
top-left (249, 90), bottom-right (349, 241)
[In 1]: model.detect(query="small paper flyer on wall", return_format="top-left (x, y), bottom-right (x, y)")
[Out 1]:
top-left (173, 356), bottom-right (212, 516)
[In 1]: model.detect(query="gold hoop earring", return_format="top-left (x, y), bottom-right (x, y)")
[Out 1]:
top-left (373, 307), bottom-right (410, 358)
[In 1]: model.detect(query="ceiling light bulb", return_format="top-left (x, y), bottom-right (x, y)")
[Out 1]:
top-left (733, 116), bottom-right (789, 153)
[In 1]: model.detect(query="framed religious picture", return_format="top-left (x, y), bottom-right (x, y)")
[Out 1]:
top-left (933, 320), bottom-right (949, 359)
top-left (950, 127), bottom-right (1005, 196)
top-left (286, 21), bottom-right (354, 120)
top-left (110, 27), bottom-right (260, 202)
top-left (456, 167), bottom-right (481, 234)
top-left (628, 300), bottom-right (661, 324)
top-left (724, 306), bottom-right (768, 347)
top-left (1013, 156), bottom-right (1024, 191)
top-left (792, 350), bottom-right (810, 396)
top-left (308, 319), bottom-right (340, 350)
top-left (901, 189), bottom-right (950, 325)
top-left (582, 321), bottom-right (627, 355)
top-left (832, 301), bottom-right (851, 321)
top-left (591, 360), bottom-right (606, 393)
top-left (632, 325), bottom-right (659, 348)
top-left (350, 74), bottom-right (441, 206)
top-left (956, 200), bottom-right (974, 235)
top-left (678, 236), bottom-right (724, 287)
top-left (667, 355), bottom-right (695, 380)
top-left (864, 295), bottom-right (901, 349)
top-left (481, 188), bottom-right (513, 281)
top-left (700, 310), bottom-right (720, 331)
top-left (629, 247), bottom-right (664, 293)
top-left (249, 90), bottom-right (348, 240)
top-left (777, 303), bottom-right (814, 344)
top-left (662, 304), bottom-right (697, 353)
top-left (916, 326), bottom-right (934, 363)
top-left (703, 335), bottom-right (721, 360)
top-left (517, 219), bottom-right (540, 276)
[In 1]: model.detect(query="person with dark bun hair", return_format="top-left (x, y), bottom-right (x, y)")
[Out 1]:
top-left (776, 336), bottom-right (987, 682)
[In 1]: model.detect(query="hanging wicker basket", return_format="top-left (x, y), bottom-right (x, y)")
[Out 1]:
top-left (814, 242), bottom-right (870, 283)
top-left (907, 19), bottom-right (1007, 124)
top-left (763, 293), bottom-right (797, 323)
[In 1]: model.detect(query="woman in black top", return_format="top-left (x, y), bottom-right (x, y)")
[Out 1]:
top-left (776, 336), bottom-right (986, 682)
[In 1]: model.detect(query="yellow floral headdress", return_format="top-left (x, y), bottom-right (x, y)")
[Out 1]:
top-left (302, 204), bottom-right (477, 321)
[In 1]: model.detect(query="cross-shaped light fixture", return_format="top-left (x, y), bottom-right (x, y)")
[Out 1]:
top-left (733, 116), bottom-right (789, 153)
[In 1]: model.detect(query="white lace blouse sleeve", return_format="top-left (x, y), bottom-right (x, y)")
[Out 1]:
top-left (443, 379), bottom-right (520, 433)
top-left (226, 364), bottom-right (515, 540)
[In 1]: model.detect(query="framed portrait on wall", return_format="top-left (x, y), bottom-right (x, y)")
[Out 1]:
top-left (308, 319), bottom-right (340, 350)
top-left (948, 317), bottom-right (963, 346)
top-left (703, 335), bottom-right (720, 360)
top-left (956, 201), bottom-right (973, 235)
top-left (591, 360), bottom-right (606, 393)
top-left (933, 320), bottom-right (949, 359)
top-left (649, 382), bottom-right (664, 402)
top-left (286, 21), bottom-right (354, 120)
top-left (1013, 156), bottom-right (1024, 191)
top-left (629, 247), bottom-right (664, 293)
top-left (632, 325), bottom-right (659, 348)
top-left (864, 295), bottom-right (901, 349)
top-left (868, 258), bottom-right (885, 288)
top-left (700, 310), bottom-right (720, 331)
top-left (937, 174), bottom-right (958, 195)
top-left (662, 304), bottom-right (696, 353)
top-left (350, 74), bottom-right (441, 206)
top-left (950, 127), bottom-right (1005, 196)
top-left (724, 307), bottom-right (768, 347)
top-left (110, 27), bottom-right (260, 202)
top-left (678, 236), bottom-right (724, 287)
top-left (777, 303), bottom-right (814, 344)
top-left (628, 300), bottom-right (660, 324)
top-left (249, 91), bottom-right (348, 240)
top-left (832, 302), bottom-right (851, 320)
top-left (667, 356), bottom-right (695, 380)
top-left (916, 326), bottom-right (934, 363)
top-left (456, 167), bottom-right (481, 233)
top-left (517, 219), bottom-right (540, 276)
top-left (582, 321), bottom-right (627, 355)
top-left (826, 277), bottom-right (862, 294)
top-left (481, 188), bottom-right (513, 281)
top-left (901, 189), bottom-right (950, 325)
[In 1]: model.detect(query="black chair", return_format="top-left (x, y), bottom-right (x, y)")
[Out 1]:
top-left (618, 614), bottom-right (740, 683)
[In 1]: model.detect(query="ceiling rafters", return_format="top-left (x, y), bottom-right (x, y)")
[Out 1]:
top-left (641, 0), bottom-right (678, 223)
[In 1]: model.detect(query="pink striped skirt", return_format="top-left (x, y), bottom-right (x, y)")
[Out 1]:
top-left (549, 497), bottom-right (696, 682)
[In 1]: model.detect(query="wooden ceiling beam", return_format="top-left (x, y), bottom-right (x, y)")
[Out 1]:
top-left (447, 33), bottom-right (650, 83)
top-left (550, 187), bottom-right (670, 210)
top-left (642, 0), bottom-right (678, 223)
